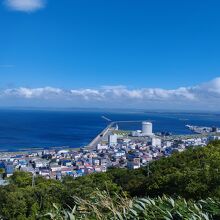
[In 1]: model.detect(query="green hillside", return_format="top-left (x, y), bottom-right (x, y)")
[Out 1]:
top-left (1, 141), bottom-right (220, 219)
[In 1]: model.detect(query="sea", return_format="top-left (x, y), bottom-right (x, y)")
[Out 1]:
top-left (0, 109), bottom-right (220, 152)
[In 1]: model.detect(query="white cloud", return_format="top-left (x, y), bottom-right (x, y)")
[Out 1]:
top-left (3, 87), bottom-right (63, 99)
top-left (70, 89), bottom-right (104, 100)
top-left (4, 0), bottom-right (45, 12)
top-left (199, 77), bottom-right (220, 94)
top-left (1, 77), bottom-right (220, 110)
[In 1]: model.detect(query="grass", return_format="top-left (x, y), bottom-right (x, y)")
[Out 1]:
top-left (42, 190), bottom-right (220, 220)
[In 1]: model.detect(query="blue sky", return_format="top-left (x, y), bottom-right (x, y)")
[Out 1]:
top-left (0, 0), bottom-right (220, 110)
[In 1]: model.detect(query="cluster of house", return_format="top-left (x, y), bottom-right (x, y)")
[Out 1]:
top-left (0, 131), bottom-right (219, 182)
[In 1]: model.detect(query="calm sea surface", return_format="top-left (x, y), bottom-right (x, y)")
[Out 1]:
top-left (0, 109), bottom-right (220, 151)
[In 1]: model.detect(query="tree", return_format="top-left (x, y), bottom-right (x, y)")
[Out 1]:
top-left (10, 171), bottom-right (32, 188)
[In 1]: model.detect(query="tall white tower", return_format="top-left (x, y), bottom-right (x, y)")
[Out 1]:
top-left (142, 121), bottom-right (153, 136)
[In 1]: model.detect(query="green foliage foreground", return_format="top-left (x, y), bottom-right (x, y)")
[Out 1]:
top-left (42, 190), bottom-right (220, 220)
top-left (1, 141), bottom-right (220, 219)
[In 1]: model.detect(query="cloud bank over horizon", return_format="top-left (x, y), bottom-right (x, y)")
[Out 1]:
top-left (4, 0), bottom-right (45, 12)
top-left (0, 77), bottom-right (220, 110)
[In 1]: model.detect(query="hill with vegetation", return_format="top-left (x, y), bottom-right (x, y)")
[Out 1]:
top-left (1, 141), bottom-right (220, 219)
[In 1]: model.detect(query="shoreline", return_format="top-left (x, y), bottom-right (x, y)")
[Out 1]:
top-left (0, 146), bottom-right (83, 155)
top-left (1, 120), bottom-right (220, 155)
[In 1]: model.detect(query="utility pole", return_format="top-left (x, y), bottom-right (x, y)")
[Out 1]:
top-left (147, 162), bottom-right (150, 177)
top-left (32, 172), bottom-right (35, 187)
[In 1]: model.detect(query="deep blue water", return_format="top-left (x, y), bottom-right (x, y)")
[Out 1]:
top-left (0, 109), bottom-right (220, 151)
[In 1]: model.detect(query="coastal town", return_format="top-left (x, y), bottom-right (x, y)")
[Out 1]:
top-left (1, 121), bottom-right (220, 184)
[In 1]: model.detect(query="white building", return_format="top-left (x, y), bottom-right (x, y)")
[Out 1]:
top-left (57, 150), bottom-right (69, 155)
top-left (131, 130), bottom-right (142, 137)
top-left (163, 141), bottom-right (172, 147)
top-left (108, 134), bottom-right (118, 146)
top-left (151, 137), bottom-right (162, 147)
top-left (96, 144), bottom-right (108, 150)
top-left (142, 121), bottom-right (153, 136)
top-left (127, 158), bottom-right (141, 170)
top-left (35, 160), bottom-right (47, 168)
top-left (209, 136), bottom-right (220, 141)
